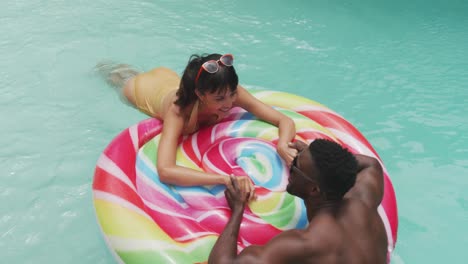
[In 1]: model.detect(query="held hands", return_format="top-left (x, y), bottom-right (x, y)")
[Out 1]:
top-left (288, 140), bottom-right (308, 153)
top-left (224, 176), bottom-right (251, 212)
top-left (224, 175), bottom-right (257, 202)
top-left (277, 142), bottom-right (299, 167)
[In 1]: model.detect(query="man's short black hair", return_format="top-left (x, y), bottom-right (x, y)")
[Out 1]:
top-left (309, 139), bottom-right (358, 200)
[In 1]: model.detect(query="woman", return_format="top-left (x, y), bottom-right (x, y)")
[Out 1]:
top-left (97, 53), bottom-right (297, 199)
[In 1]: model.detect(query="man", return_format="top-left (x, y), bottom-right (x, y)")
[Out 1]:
top-left (208, 139), bottom-right (388, 264)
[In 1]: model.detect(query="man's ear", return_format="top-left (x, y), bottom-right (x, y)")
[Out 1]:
top-left (309, 185), bottom-right (320, 197)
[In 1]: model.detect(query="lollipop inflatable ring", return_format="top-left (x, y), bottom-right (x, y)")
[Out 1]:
top-left (92, 90), bottom-right (398, 263)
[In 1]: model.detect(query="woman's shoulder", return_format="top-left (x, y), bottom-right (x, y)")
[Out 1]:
top-left (166, 99), bottom-right (196, 119)
top-left (163, 101), bottom-right (199, 135)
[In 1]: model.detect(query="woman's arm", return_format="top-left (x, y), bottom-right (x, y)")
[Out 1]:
top-left (157, 104), bottom-right (229, 186)
top-left (157, 104), bottom-right (255, 200)
top-left (235, 85), bottom-right (297, 165)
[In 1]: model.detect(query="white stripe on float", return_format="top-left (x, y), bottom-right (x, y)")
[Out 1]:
top-left (176, 231), bottom-right (218, 242)
top-left (195, 210), bottom-right (224, 222)
top-left (328, 129), bottom-right (390, 175)
top-left (141, 197), bottom-right (193, 219)
top-left (378, 205), bottom-right (395, 252)
top-left (97, 154), bottom-right (136, 192)
top-left (292, 104), bottom-right (336, 115)
top-left (129, 124), bottom-right (139, 151)
top-left (252, 90), bottom-right (275, 98)
top-left (191, 133), bottom-right (202, 161)
top-left (194, 208), bottom-right (268, 225)
top-left (327, 129), bottom-right (376, 157)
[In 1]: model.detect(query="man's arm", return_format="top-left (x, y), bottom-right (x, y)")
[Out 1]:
top-left (209, 176), bottom-right (316, 264)
top-left (208, 176), bottom-right (248, 264)
top-left (208, 209), bottom-right (244, 264)
top-left (345, 154), bottom-right (384, 209)
top-left (210, 224), bottom-right (314, 264)
top-left (235, 230), bottom-right (315, 264)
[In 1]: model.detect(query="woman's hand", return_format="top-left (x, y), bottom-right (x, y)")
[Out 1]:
top-left (288, 140), bottom-right (308, 152)
top-left (277, 142), bottom-right (298, 167)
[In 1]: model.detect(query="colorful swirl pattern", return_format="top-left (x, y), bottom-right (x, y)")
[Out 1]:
top-left (93, 90), bottom-right (398, 263)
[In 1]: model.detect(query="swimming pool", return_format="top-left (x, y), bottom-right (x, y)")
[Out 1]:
top-left (1, 0), bottom-right (467, 263)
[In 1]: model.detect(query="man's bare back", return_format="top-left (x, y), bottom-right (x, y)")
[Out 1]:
top-left (208, 139), bottom-right (388, 264)
top-left (293, 199), bottom-right (387, 263)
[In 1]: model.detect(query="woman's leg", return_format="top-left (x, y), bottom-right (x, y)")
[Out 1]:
top-left (95, 61), bottom-right (139, 106)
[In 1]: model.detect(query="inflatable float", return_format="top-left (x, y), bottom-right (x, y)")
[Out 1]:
top-left (92, 90), bottom-right (398, 263)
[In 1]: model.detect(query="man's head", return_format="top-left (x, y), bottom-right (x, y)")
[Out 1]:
top-left (287, 139), bottom-right (358, 201)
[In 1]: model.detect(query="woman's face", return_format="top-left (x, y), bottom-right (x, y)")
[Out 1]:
top-left (199, 87), bottom-right (238, 118)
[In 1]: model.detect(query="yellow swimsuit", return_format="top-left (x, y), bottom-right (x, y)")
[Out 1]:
top-left (132, 67), bottom-right (199, 135)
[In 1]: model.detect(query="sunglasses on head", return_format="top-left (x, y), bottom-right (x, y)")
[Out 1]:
top-left (289, 152), bottom-right (315, 183)
top-left (195, 54), bottom-right (234, 85)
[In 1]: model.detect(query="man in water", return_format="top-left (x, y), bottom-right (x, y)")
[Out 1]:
top-left (208, 139), bottom-right (388, 264)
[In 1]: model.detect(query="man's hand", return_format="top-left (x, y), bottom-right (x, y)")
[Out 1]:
top-left (225, 176), bottom-right (250, 212)
top-left (210, 176), bottom-right (249, 264)
top-left (225, 175), bottom-right (257, 202)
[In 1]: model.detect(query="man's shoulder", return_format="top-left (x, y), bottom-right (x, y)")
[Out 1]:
top-left (307, 202), bottom-right (378, 242)
top-left (306, 215), bottom-right (343, 248)
top-left (334, 198), bottom-right (379, 227)
top-left (341, 197), bottom-right (377, 214)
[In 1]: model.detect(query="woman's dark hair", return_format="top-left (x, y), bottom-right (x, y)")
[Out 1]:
top-left (174, 53), bottom-right (239, 109)
top-left (308, 139), bottom-right (358, 200)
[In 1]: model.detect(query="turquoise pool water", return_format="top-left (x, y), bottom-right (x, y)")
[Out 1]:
top-left (1, 0), bottom-right (467, 263)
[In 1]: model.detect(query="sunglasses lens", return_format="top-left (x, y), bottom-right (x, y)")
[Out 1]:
top-left (202, 61), bottom-right (219, 73)
top-left (220, 54), bottom-right (234, 66)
